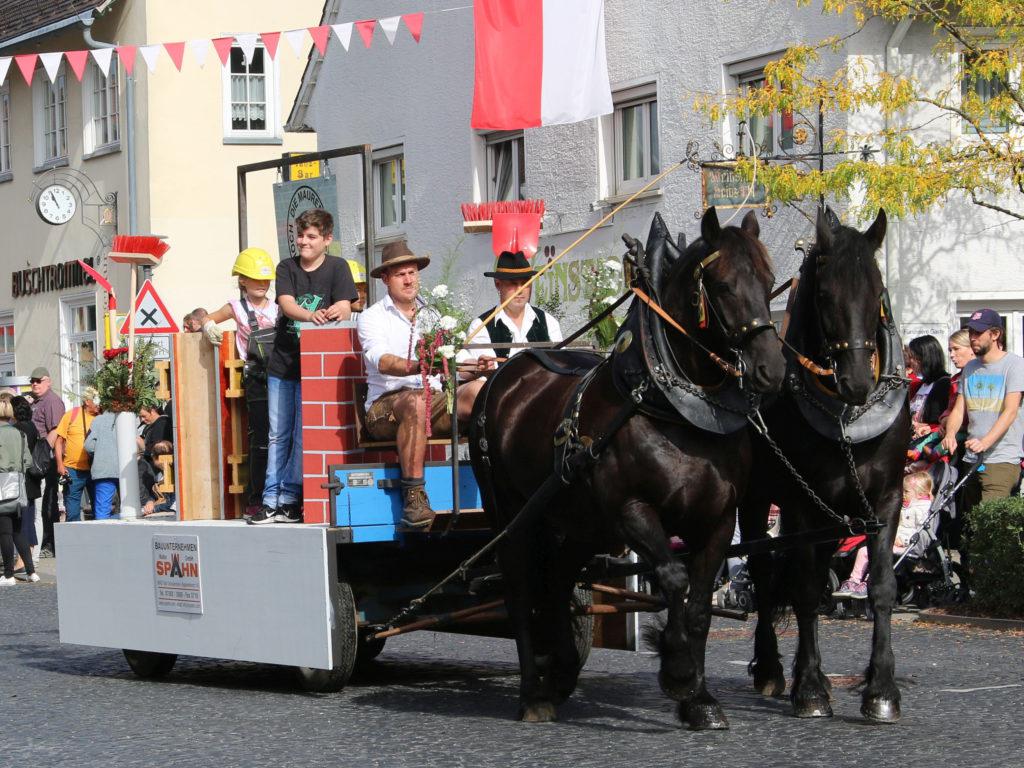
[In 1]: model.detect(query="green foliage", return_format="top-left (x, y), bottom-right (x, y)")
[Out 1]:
top-left (967, 496), bottom-right (1024, 617)
top-left (582, 257), bottom-right (626, 349)
top-left (90, 341), bottom-right (161, 413)
top-left (696, 1), bottom-right (1024, 221)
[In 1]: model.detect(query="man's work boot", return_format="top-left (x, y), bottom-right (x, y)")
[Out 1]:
top-left (400, 484), bottom-right (435, 530)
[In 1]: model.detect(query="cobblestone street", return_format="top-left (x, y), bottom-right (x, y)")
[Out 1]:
top-left (3, 570), bottom-right (1021, 768)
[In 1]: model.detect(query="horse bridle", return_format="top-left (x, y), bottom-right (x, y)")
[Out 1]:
top-left (692, 249), bottom-right (776, 351)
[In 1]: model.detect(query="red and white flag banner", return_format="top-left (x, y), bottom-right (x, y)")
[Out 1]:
top-left (139, 45), bottom-right (161, 74)
top-left (116, 45), bottom-right (137, 76)
top-left (189, 39), bottom-right (210, 68)
top-left (90, 47), bottom-right (114, 75)
top-left (332, 23), bottom-right (354, 51)
top-left (163, 41), bottom-right (186, 71)
top-left (65, 50), bottom-right (89, 80)
top-left (14, 54), bottom-right (37, 85)
top-left (471, 0), bottom-right (612, 130)
top-left (39, 51), bottom-right (63, 83)
top-left (0, 57), bottom-right (10, 85)
top-left (379, 16), bottom-right (401, 45)
top-left (403, 13), bottom-right (424, 43)
top-left (261, 31), bottom-right (281, 60)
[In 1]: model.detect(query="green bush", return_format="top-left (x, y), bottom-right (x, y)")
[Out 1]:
top-left (967, 496), bottom-right (1024, 617)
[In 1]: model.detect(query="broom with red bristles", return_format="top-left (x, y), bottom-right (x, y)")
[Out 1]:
top-left (107, 235), bottom-right (171, 361)
top-left (460, 199), bottom-right (545, 233)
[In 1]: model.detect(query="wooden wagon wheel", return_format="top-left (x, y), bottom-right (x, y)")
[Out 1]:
top-left (295, 578), bottom-right (359, 692)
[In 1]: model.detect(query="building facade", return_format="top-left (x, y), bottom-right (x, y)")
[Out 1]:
top-left (292, 0), bottom-right (1023, 356)
top-left (0, 0), bottom-right (320, 398)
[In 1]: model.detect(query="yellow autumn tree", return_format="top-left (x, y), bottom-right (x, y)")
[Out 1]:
top-left (696, 1), bottom-right (1024, 221)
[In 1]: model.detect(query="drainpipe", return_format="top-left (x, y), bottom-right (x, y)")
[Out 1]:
top-left (882, 17), bottom-right (912, 324)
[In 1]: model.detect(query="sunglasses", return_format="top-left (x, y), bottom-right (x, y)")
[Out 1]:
top-left (30, 378), bottom-right (44, 384)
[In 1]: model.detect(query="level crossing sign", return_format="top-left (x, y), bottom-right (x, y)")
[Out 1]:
top-left (118, 279), bottom-right (180, 335)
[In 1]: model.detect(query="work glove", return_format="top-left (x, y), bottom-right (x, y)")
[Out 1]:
top-left (202, 320), bottom-right (223, 346)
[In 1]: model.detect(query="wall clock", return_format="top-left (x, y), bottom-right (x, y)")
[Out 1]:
top-left (36, 183), bottom-right (77, 225)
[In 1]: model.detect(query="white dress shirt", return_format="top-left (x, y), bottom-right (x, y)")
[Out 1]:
top-left (461, 303), bottom-right (563, 362)
top-left (357, 294), bottom-right (441, 409)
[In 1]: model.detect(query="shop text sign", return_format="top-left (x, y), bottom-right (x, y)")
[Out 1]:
top-left (12, 257), bottom-right (95, 298)
top-left (152, 535), bottom-right (203, 614)
top-left (701, 162), bottom-right (767, 209)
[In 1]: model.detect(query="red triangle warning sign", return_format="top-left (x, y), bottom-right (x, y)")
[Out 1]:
top-left (119, 279), bottom-right (180, 334)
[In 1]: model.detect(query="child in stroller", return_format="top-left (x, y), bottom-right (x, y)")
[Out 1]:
top-left (833, 471), bottom-right (935, 599)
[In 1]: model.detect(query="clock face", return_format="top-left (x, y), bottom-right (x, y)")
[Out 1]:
top-left (37, 184), bottom-right (77, 225)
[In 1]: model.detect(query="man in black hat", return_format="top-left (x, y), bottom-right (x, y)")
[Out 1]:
top-left (357, 241), bottom-right (489, 530)
top-left (464, 249), bottom-right (562, 362)
top-left (942, 308), bottom-right (1024, 509)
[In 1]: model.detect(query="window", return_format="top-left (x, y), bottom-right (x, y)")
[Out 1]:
top-left (613, 85), bottom-right (659, 195)
top-left (736, 70), bottom-right (793, 156)
top-left (223, 45), bottom-right (279, 141)
top-left (486, 131), bottom-right (525, 201)
top-left (961, 53), bottom-right (1009, 134)
top-left (33, 66), bottom-right (68, 166)
top-left (83, 58), bottom-right (120, 154)
top-left (374, 147), bottom-right (406, 234)
top-left (61, 296), bottom-right (99, 400)
top-left (0, 313), bottom-right (14, 377)
top-left (0, 85), bottom-right (11, 176)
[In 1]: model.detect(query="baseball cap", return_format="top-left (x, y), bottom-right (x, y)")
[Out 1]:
top-left (966, 308), bottom-right (1002, 333)
top-left (30, 366), bottom-right (50, 380)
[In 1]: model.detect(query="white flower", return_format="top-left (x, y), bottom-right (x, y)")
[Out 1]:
top-left (456, 331), bottom-right (467, 340)
top-left (431, 284), bottom-right (450, 298)
top-left (438, 344), bottom-right (456, 358)
top-left (604, 258), bottom-right (622, 272)
top-left (603, 295), bottom-right (618, 305)
top-left (439, 315), bottom-right (458, 331)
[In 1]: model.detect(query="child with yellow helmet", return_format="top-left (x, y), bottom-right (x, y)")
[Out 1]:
top-left (345, 258), bottom-right (368, 312)
top-left (203, 247), bottom-right (280, 517)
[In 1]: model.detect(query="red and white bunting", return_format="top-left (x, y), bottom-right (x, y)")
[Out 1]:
top-left (331, 23), bottom-right (353, 51)
top-left (65, 50), bottom-right (89, 81)
top-left (90, 47), bottom-right (114, 76)
top-left (355, 20), bottom-right (376, 48)
top-left (403, 13), bottom-right (424, 43)
top-left (0, 13), bottom-right (433, 87)
top-left (14, 54), bottom-right (37, 85)
top-left (40, 51), bottom-right (63, 83)
top-left (189, 39), bottom-right (210, 68)
top-left (379, 16), bottom-right (401, 45)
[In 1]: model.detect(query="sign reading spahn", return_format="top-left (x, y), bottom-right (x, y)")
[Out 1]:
top-left (118, 279), bottom-right (180, 335)
top-left (152, 534), bottom-right (203, 614)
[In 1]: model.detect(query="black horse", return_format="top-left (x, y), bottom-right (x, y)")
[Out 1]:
top-left (469, 208), bottom-right (785, 727)
top-left (739, 207), bottom-right (911, 722)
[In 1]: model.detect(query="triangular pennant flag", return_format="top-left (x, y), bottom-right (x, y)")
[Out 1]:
top-left (211, 36), bottom-right (234, 67)
top-left (116, 45), bottom-right (137, 76)
top-left (331, 23), bottom-right (353, 51)
top-left (163, 41), bottom-right (185, 71)
top-left (0, 57), bottom-right (10, 86)
top-left (189, 39), bottom-right (210, 68)
top-left (236, 33), bottom-right (258, 65)
top-left (90, 47), bottom-right (114, 76)
top-left (40, 52), bottom-right (63, 83)
top-left (308, 25), bottom-right (330, 55)
top-left (65, 50), bottom-right (89, 81)
top-left (355, 20), bottom-right (376, 48)
top-left (284, 29), bottom-right (307, 57)
top-left (402, 13), bottom-right (424, 43)
top-left (14, 54), bottom-right (37, 86)
top-left (379, 16), bottom-right (401, 46)
top-left (261, 31), bottom-right (281, 60)
top-left (139, 45), bottom-right (161, 74)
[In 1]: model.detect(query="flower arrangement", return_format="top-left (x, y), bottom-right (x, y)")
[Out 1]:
top-left (583, 257), bottom-right (626, 348)
top-left (413, 282), bottom-right (474, 435)
top-left (92, 341), bottom-right (160, 413)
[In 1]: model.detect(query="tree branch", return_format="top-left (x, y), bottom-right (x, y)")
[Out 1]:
top-left (968, 192), bottom-right (1024, 221)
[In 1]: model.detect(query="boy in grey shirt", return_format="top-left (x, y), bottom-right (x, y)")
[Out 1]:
top-left (942, 308), bottom-right (1024, 507)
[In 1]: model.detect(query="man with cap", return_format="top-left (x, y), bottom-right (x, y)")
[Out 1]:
top-left (357, 241), bottom-right (489, 529)
top-left (30, 366), bottom-right (65, 556)
top-left (942, 308), bottom-right (1024, 510)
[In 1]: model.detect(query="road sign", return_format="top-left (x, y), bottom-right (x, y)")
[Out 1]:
top-left (118, 279), bottom-right (180, 335)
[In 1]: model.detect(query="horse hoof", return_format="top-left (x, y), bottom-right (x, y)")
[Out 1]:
top-left (754, 673), bottom-right (786, 698)
top-left (793, 698), bottom-right (833, 718)
top-left (518, 702), bottom-right (557, 723)
top-left (681, 701), bottom-right (730, 731)
top-left (862, 697), bottom-right (901, 723)
top-left (658, 672), bottom-right (698, 703)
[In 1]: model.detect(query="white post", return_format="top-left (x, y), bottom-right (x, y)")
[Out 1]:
top-left (115, 411), bottom-right (141, 519)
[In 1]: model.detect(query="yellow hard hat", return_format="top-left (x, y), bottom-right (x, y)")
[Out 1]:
top-left (346, 258), bottom-right (368, 284)
top-left (232, 248), bottom-right (275, 280)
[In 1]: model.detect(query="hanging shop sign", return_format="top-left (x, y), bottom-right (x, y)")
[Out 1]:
top-left (273, 176), bottom-right (340, 261)
top-left (701, 162), bottom-right (767, 209)
top-left (11, 257), bottom-right (96, 298)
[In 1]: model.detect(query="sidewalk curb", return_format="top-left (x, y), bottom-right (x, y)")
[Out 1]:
top-left (916, 608), bottom-right (1024, 632)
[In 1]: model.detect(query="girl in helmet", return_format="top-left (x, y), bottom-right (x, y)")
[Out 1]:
top-left (203, 248), bottom-right (280, 516)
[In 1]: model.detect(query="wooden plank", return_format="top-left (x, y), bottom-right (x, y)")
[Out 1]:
top-left (172, 332), bottom-right (221, 520)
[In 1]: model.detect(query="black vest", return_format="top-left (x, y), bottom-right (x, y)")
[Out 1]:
top-left (480, 307), bottom-right (550, 359)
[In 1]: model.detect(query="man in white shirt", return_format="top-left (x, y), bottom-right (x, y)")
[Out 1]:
top-left (357, 241), bottom-right (488, 529)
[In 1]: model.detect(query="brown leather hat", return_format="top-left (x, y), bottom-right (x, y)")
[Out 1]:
top-left (370, 240), bottom-right (430, 278)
